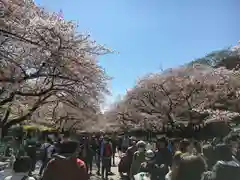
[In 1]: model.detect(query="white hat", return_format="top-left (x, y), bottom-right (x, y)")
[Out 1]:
top-left (136, 140), bottom-right (146, 148)
top-left (145, 150), bottom-right (155, 159)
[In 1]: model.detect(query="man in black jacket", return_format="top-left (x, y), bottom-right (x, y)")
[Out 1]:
top-left (155, 137), bottom-right (172, 178)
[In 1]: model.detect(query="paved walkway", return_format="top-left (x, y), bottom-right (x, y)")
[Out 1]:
top-left (90, 154), bottom-right (121, 180)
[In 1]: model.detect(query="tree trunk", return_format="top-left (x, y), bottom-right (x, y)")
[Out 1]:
top-left (1, 125), bottom-right (8, 138)
top-left (0, 127), bottom-right (2, 139)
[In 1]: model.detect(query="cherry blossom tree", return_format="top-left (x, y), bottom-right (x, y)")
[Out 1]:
top-left (0, 0), bottom-right (112, 136)
top-left (190, 41), bottom-right (240, 70)
top-left (31, 99), bottom-right (101, 132)
top-left (106, 64), bottom-right (240, 132)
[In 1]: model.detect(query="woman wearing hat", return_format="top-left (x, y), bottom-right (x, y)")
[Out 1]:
top-left (137, 150), bottom-right (166, 180)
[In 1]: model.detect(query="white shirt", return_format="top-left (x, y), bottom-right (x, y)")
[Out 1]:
top-left (41, 143), bottom-right (54, 159)
top-left (4, 172), bottom-right (35, 180)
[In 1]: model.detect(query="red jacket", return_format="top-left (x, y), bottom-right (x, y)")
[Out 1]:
top-left (42, 157), bottom-right (88, 180)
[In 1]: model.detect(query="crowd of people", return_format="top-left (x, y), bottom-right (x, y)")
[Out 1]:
top-left (2, 133), bottom-right (118, 180)
top-left (118, 134), bottom-right (240, 180)
top-left (1, 131), bottom-right (240, 180)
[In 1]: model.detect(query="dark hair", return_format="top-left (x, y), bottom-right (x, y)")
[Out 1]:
top-left (179, 139), bottom-right (190, 153)
top-left (58, 140), bottom-right (79, 155)
top-left (157, 136), bottom-right (168, 147)
top-left (173, 154), bottom-right (207, 180)
top-left (214, 143), bottom-right (232, 161)
top-left (13, 156), bottom-right (31, 173)
top-left (202, 144), bottom-right (216, 169)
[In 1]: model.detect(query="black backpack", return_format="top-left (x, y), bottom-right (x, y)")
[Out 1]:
top-left (26, 145), bottom-right (37, 157)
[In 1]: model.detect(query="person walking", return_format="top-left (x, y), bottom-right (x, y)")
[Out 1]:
top-left (100, 136), bottom-right (113, 180)
top-left (39, 138), bottom-right (54, 176)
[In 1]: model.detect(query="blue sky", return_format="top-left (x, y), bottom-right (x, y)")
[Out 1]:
top-left (35, 0), bottom-right (239, 107)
